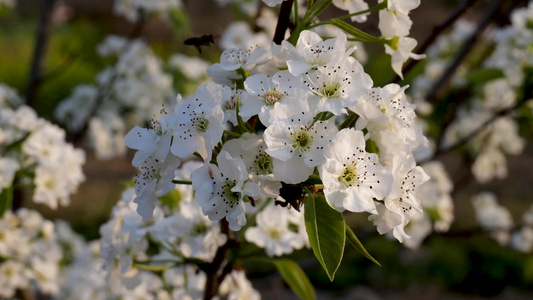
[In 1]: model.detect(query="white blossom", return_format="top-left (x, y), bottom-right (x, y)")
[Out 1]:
top-left (219, 270), bottom-right (261, 300)
top-left (304, 57), bottom-right (372, 115)
top-left (134, 154), bottom-right (181, 221)
top-left (282, 30), bottom-right (353, 76)
top-left (169, 85), bottom-right (224, 162)
top-left (385, 36), bottom-right (425, 79)
top-left (332, 0), bottom-right (370, 23)
top-left (125, 113), bottom-right (173, 167)
top-left (369, 154), bottom-right (429, 242)
top-left (191, 151), bottom-right (260, 231)
top-left (0, 157), bottom-right (19, 190)
top-left (319, 128), bottom-right (392, 213)
top-left (264, 100), bottom-right (338, 184)
top-left (472, 192), bottom-right (513, 245)
top-left (241, 70), bottom-right (306, 126)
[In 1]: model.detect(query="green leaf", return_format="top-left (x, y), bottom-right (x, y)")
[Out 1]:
top-left (273, 259), bottom-right (316, 300)
top-left (0, 186), bottom-right (14, 218)
top-left (345, 225), bottom-right (381, 267)
top-left (304, 194), bottom-right (346, 281)
top-left (329, 19), bottom-right (385, 43)
top-left (304, 0), bottom-right (333, 24)
top-left (465, 68), bottom-right (504, 85)
top-left (365, 139), bottom-right (380, 155)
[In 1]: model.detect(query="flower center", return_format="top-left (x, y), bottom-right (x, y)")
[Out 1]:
top-left (222, 180), bottom-right (241, 204)
top-left (268, 228), bottom-right (282, 240)
top-left (3, 266), bottom-right (14, 277)
top-left (224, 97), bottom-right (238, 111)
top-left (150, 118), bottom-right (163, 135)
top-left (224, 49), bottom-right (249, 65)
top-left (292, 130), bottom-right (313, 151)
top-left (338, 164), bottom-right (359, 187)
top-left (309, 45), bottom-right (331, 65)
top-left (44, 178), bottom-right (55, 190)
top-left (253, 153), bottom-right (273, 175)
top-left (192, 221), bottom-right (209, 235)
top-left (263, 90), bottom-right (284, 106)
top-left (193, 117), bottom-right (209, 133)
top-left (319, 82), bottom-right (342, 99)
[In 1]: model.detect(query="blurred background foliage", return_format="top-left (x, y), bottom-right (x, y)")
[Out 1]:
top-left (1, 0), bottom-right (532, 298)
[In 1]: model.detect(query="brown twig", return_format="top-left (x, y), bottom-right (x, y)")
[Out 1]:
top-left (25, 0), bottom-right (57, 108)
top-left (425, 0), bottom-right (500, 104)
top-left (201, 219), bottom-right (239, 300)
top-left (420, 80), bottom-right (533, 164)
top-left (392, 0), bottom-right (480, 83)
top-left (418, 0), bottom-right (532, 162)
top-left (15, 288), bottom-right (37, 300)
top-left (273, 0), bottom-right (294, 44)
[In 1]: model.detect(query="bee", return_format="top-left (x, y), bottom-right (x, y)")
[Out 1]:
top-left (275, 183), bottom-right (305, 211)
top-left (184, 34), bottom-right (216, 54)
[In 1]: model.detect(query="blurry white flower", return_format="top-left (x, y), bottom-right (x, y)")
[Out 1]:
top-left (245, 202), bottom-right (306, 256)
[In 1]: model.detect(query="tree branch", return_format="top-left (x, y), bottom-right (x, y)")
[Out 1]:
top-left (25, 0), bottom-right (57, 108)
top-left (273, 0), bottom-right (295, 44)
top-left (425, 0), bottom-right (500, 104)
top-left (202, 219), bottom-right (239, 300)
top-left (420, 79), bottom-right (533, 164)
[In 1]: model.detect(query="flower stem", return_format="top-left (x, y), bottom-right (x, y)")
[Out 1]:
top-left (293, 0), bottom-right (299, 28)
top-left (172, 180), bottom-right (192, 185)
top-left (339, 112), bottom-right (358, 129)
top-left (133, 263), bottom-right (172, 272)
top-left (224, 130), bottom-right (242, 138)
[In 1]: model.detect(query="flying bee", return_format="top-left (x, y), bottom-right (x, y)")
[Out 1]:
top-left (275, 183), bottom-right (305, 211)
top-left (184, 34), bottom-right (216, 54)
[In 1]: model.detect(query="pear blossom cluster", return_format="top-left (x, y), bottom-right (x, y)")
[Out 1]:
top-left (0, 209), bottom-right (63, 298)
top-left (55, 36), bottom-right (175, 160)
top-left (97, 162), bottom-right (263, 297)
top-left (125, 28), bottom-right (431, 250)
top-left (113, 0), bottom-right (182, 22)
top-left (437, 20), bottom-right (529, 184)
top-left (471, 193), bottom-right (533, 254)
top-left (0, 202), bottom-right (260, 299)
top-left (511, 205), bottom-right (533, 254)
top-left (1, 88), bottom-right (85, 209)
top-left (2, 1), bottom-right (533, 299)
top-left (471, 192), bottom-right (514, 246)
top-left (377, 3), bottom-right (533, 251)
top-left (218, 0), bottom-right (423, 78)
top-left (484, 1), bottom-right (533, 87)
